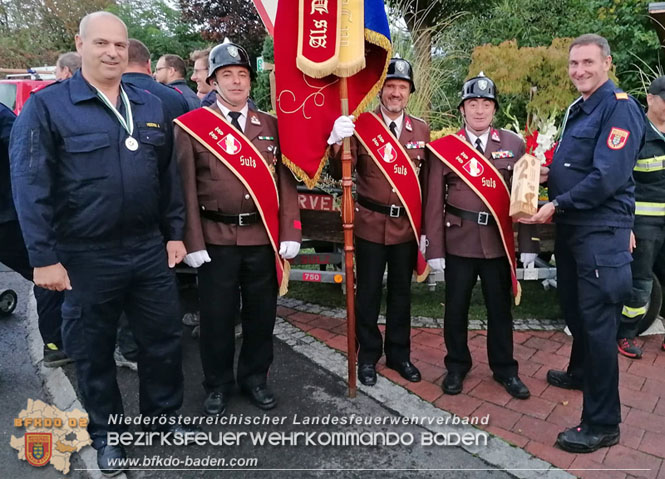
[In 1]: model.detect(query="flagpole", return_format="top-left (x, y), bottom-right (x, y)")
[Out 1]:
top-left (339, 77), bottom-right (357, 398)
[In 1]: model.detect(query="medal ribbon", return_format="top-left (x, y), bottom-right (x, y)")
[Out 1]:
top-left (95, 86), bottom-right (134, 138)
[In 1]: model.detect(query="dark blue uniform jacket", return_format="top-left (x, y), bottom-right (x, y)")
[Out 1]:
top-left (0, 103), bottom-right (16, 223)
top-left (9, 71), bottom-right (185, 268)
top-left (122, 72), bottom-right (189, 127)
top-left (549, 80), bottom-right (645, 227)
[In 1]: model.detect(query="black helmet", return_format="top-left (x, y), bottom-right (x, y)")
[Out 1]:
top-left (207, 42), bottom-right (253, 85)
top-left (385, 57), bottom-right (415, 93)
top-left (458, 72), bottom-right (498, 108)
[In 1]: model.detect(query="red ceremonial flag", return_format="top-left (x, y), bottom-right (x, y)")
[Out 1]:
top-left (273, 0), bottom-right (391, 188)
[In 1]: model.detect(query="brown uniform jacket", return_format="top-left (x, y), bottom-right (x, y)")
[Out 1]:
top-left (175, 104), bottom-right (301, 252)
top-left (424, 128), bottom-right (538, 259)
top-left (331, 108), bottom-right (430, 245)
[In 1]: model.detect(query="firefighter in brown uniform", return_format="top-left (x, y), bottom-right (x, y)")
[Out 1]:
top-left (174, 42), bottom-right (301, 415)
top-left (329, 58), bottom-right (429, 386)
top-left (423, 73), bottom-right (538, 399)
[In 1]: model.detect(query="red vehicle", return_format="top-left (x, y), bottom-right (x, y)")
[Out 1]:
top-left (0, 79), bottom-right (53, 115)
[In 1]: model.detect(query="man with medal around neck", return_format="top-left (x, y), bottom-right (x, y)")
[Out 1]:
top-left (423, 73), bottom-right (540, 400)
top-left (174, 42), bottom-right (301, 416)
top-left (328, 58), bottom-right (429, 387)
top-left (10, 11), bottom-right (191, 476)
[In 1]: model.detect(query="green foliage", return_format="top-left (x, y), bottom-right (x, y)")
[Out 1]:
top-left (468, 39), bottom-right (578, 127)
top-left (108, 0), bottom-right (206, 63)
top-left (590, 0), bottom-right (662, 99)
top-left (253, 35), bottom-right (273, 112)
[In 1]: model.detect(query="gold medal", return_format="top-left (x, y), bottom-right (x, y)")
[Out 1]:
top-left (125, 137), bottom-right (138, 151)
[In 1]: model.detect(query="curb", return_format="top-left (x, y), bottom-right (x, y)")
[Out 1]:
top-left (273, 316), bottom-right (574, 479)
top-left (25, 287), bottom-right (572, 478)
top-left (24, 289), bottom-right (126, 479)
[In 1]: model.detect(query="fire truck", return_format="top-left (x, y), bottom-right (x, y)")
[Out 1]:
top-left (0, 67), bottom-right (55, 114)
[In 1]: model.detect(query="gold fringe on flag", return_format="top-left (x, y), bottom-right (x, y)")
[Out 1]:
top-left (332, 0), bottom-right (365, 78)
top-left (279, 260), bottom-right (291, 296)
top-left (416, 264), bottom-right (431, 283)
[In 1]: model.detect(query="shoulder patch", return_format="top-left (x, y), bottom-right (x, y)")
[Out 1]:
top-left (258, 110), bottom-right (277, 119)
top-left (615, 92), bottom-right (628, 100)
top-left (409, 115), bottom-right (427, 124)
top-left (607, 127), bottom-right (630, 150)
top-left (499, 128), bottom-right (521, 140)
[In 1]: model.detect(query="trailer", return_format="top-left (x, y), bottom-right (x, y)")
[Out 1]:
top-left (291, 186), bottom-right (664, 334)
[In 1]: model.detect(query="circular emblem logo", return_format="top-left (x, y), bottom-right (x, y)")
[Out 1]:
top-left (228, 46), bottom-right (239, 59)
top-left (478, 79), bottom-right (488, 91)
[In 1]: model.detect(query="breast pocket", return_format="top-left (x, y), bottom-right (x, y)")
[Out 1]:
top-left (63, 132), bottom-right (111, 180)
top-left (569, 126), bottom-right (599, 166)
top-left (493, 158), bottom-right (514, 184)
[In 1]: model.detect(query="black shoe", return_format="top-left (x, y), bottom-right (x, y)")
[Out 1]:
top-left (43, 344), bottom-right (74, 368)
top-left (358, 363), bottom-right (377, 386)
top-left (203, 391), bottom-right (227, 416)
top-left (556, 423), bottom-right (620, 453)
top-left (97, 443), bottom-right (126, 477)
top-left (442, 372), bottom-right (464, 395)
top-left (493, 374), bottom-right (530, 399)
top-left (547, 369), bottom-right (583, 390)
top-left (242, 384), bottom-right (277, 410)
top-left (386, 360), bottom-right (421, 382)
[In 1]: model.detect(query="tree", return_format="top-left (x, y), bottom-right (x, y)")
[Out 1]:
top-left (109, 0), bottom-right (206, 62)
top-left (178, 0), bottom-right (266, 62)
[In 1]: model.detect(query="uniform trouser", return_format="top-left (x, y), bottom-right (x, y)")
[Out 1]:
top-left (355, 237), bottom-right (417, 365)
top-left (0, 220), bottom-right (63, 346)
top-left (555, 224), bottom-right (632, 427)
top-left (443, 254), bottom-right (518, 378)
top-left (59, 239), bottom-right (183, 448)
top-left (618, 221), bottom-right (665, 340)
top-left (198, 244), bottom-right (277, 393)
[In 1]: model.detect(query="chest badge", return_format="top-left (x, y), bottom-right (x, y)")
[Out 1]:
top-left (463, 158), bottom-right (484, 177)
top-left (378, 143), bottom-right (397, 163)
top-left (218, 134), bottom-right (241, 155)
top-left (607, 127), bottom-right (630, 150)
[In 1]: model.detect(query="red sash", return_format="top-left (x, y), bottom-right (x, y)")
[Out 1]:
top-left (174, 107), bottom-right (289, 295)
top-left (354, 112), bottom-right (429, 282)
top-left (427, 133), bottom-right (521, 303)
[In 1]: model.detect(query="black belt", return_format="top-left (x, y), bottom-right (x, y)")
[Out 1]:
top-left (446, 204), bottom-right (496, 226)
top-left (200, 208), bottom-right (259, 226)
top-left (357, 195), bottom-right (407, 218)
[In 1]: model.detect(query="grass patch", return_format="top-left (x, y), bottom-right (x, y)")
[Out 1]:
top-left (286, 280), bottom-right (561, 321)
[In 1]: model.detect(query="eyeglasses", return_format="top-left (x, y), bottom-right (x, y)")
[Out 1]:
top-left (154, 67), bottom-right (169, 72)
top-left (192, 68), bottom-right (208, 73)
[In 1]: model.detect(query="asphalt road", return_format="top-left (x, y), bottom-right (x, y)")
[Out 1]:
top-left (1, 268), bottom-right (512, 478)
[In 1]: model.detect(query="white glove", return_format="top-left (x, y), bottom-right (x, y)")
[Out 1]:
top-left (427, 258), bottom-right (446, 272)
top-left (183, 250), bottom-right (211, 268)
top-left (279, 241), bottom-right (300, 260)
top-left (327, 115), bottom-right (355, 145)
top-left (520, 253), bottom-right (538, 268)
top-left (419, 235), bottom-right (428, 256)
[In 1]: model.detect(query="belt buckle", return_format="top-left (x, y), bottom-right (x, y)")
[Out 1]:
top-left (477, 211), bottom-right (489, 225)
top-left (238, 213), bottom-right (251, 226)
top-left (389, 205), bottom-right (401, 218)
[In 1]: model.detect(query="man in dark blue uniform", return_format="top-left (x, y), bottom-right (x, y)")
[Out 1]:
top-left (524, 34), bottom-right (645, 453)
top-left (616, 76), bottom-right (665, 358)
top-left (124, 39), bottom-right (189, 126)
top-left (10, 11), bottom-right (190, 475)
top-left (0, 104), bottom-right (70, 367)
